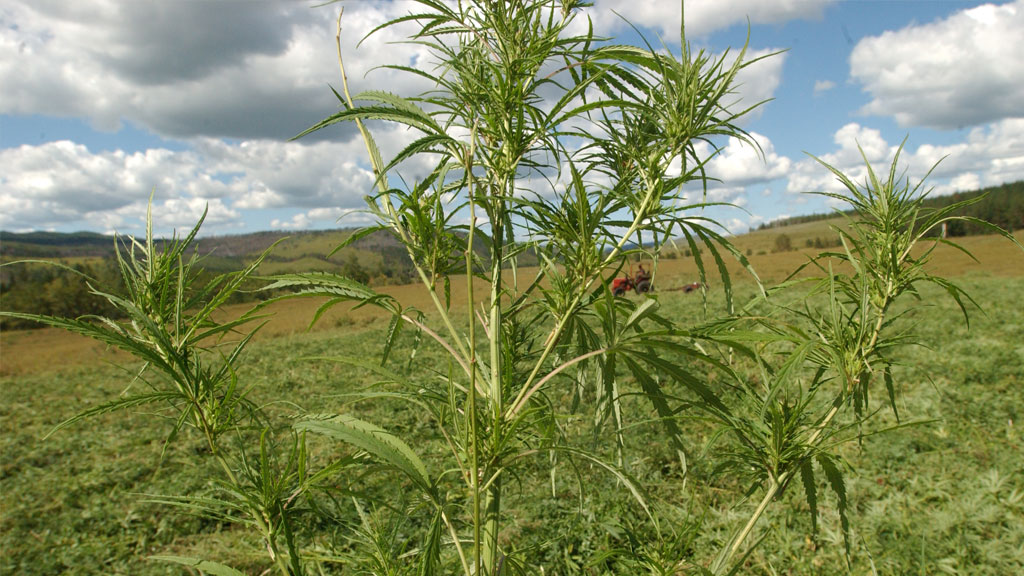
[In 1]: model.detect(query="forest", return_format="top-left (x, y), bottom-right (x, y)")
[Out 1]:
top-left (755, 180), bottom-right (1023, 234)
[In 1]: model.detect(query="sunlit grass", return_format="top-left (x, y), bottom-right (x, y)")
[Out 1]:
top-left (3, 275), bottom-right (1021, 574)
top-left (5, 231), bottom-right (1018, 377)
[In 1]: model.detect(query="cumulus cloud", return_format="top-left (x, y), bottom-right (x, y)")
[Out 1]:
top-left (785, 120), bottom-right (1024, 204)
top-left (0, 138), bottom-right (385, 235)
top-left (785, 122), bottom-right (913, 204)
top-left (0, 1), bottom-right (432, 140)
top-left (813, 80), bottom-right (835, 95)
top-left (702, 132), bottom-right (792, 186)
top-left (729, 48), bottom-right (787, 123)
top-left (672, 132), bottom-right (793, 232)
top-left (908, 118), bottom-right (1024, 192)
top-left (271, 207), bottom-right (372, 231)
top-left (851, 0), bottom-right (1024, 129)
top-left (586, 0), bottom-right (836, 39)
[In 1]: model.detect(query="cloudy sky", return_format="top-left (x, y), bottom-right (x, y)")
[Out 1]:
top-left (2, 0), bottom-right (1022, 237)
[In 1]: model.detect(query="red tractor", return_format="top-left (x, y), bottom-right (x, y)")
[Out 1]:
top-left (612, 265), bottom-right (653, 296)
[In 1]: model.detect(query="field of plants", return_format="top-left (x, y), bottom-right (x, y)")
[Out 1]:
top-left (3, 1), bottom-right (1024, 574)
top-left (2, 235), bottom-right (1022, 575)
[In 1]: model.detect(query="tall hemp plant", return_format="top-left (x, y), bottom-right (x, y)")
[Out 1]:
top-left (270, 0), bottom-right (768, 574)
top-left (0, 206), bottom-right (334, 576)
top-left (5, 1), bottom-right (1020, 575)
top-left (699, 143), bottom-right (1021, 574)
top-left (274, 1), bottom-right (1020, 574)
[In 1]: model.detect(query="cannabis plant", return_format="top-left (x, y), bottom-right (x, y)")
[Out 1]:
top-left (273, 1), bottom-right (767, 573)
top-left (1, 206), bottom-right (322, 576)
top-left (4, 1), bottom-right (1019, 575)
top-left (271, 2), bottom-right (1019, 574)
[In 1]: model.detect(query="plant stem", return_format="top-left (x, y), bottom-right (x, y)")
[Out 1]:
top-left (506, 177), bottom-right (661, 418)
top-left (215, 454), bottom-right (294, 576)
top-left (712, 478), bottom-right (779, 574)
top-left (465, 132), bottom-right (483, 576)
top-left (335, 8), bottom-right (478, 381)
top-left (714, 284), bottom-right (894, 573)
top-left (443, 509), bottom-right (473, 576)
top-left (482, 476), bottom-right (503, 574)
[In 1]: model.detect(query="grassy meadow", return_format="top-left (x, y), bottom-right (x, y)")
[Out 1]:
top-left (1, 232), bottom-right (1023, 574)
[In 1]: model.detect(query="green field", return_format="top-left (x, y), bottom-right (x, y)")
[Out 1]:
top-left (2, 241), bottom-right (1022, 574)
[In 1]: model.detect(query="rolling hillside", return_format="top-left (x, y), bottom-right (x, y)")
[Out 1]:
top-left (2, 180), bottom-right (1021, 332)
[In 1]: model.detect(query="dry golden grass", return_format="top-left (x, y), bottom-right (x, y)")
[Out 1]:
top-left (656, 229), bottom-right (1024, 287)
top-left (3, 231), bottom-right (1020, 377)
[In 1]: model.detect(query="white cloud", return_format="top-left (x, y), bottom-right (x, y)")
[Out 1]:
top-left (703, 132), bottom-right (792, 186)
top-left (851, 0), bottom-right (1024, 129)
top-left (907, 118), bottom-right (1024, 192)
top-left (0, 138), bottom-right (385, 235)
top-left (586, 0), bottom-right (836, 40)
top-left (150, 197), bottom-right (242, 233)
top-left (721, 217), bottom-right (748, 235)
top-left (0, 1), bottom-right (432, 140)
top-left (730, 48), bottom-right (786, 123)
top-left (785, 119), bottom-right (1024, 203)
top-left (948, 172), bottom-right (981, 193)
top-left (785, 123), bottom-right (902, 203)
top-left (813, 80), bottom-right (835, 95)
top-left (271, 207), bottom-right (371, 231)
top-left (0, 141), bottom-right (195, 232)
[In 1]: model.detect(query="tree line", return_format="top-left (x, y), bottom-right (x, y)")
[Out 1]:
top-left (756, 180), bottom-right (1023, 234)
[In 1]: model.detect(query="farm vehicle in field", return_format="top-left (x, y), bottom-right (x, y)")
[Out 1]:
top-left (612, 266), bottom-right (653, 296)
top-left (611, 263), bottom-right (708, 296)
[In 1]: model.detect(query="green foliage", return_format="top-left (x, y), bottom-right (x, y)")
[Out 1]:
top-left (2, 3), bottom-right (1021, 576)
top-left (772, 233), bottom-right (792, 253)
top-left (0, 205), bottom-right (310, 576)
top-left (757, 179), bottom-right (1024, 234)
top-left (280, 1), bottom-right (773, 573)
top-left (1, 261), bottom-right (115, 329)
top-left (5, 278), bottom-right (1023, 575)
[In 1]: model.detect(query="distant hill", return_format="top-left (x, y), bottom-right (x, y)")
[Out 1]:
top-left (3, 178), bottom-right (1019, 290)
top-left (756, 180), bottom-right (1023, 234)
top-left (0, 231), bottom-right (117, 259)
top-left (1, 227), bottom-right (409, 281)
top-left (3, 179), bottom-right (1021, 330)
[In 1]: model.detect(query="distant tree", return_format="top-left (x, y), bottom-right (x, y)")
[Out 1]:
top-left (0, 259), bottom-right (124, 329)
top-left (341, 254), bottom-right (370, 284)
top-left (773, 233), bottom-right (792, 253)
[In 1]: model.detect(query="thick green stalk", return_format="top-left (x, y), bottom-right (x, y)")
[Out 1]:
top-left (465, 134), bottom-right (483, 576)
top-left (481, 176), bottom-right (509, 575)
top-left (482, 477), bottom-right (503, 574)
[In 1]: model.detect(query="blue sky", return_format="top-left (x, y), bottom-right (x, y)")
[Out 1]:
top-left (2, 0), bottom-right (1022, 237)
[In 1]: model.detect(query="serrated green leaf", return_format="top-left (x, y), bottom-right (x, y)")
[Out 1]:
top-left (327, 226), bottom-right (384, 259)
top-left (45, 391), bottom-right (182, 439)
top-left (884, 365), bottom-right (899, 423)
top-left (296, 414), bottom-right (434, 498)
top-left (149, 556), bottom-right (247, 576)
top-left (818, 454), bottom-right (850, 558)
top-left (381, 313), bottom-right (403, 366)
top-left (800, 459), bottom-right (818, 539)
